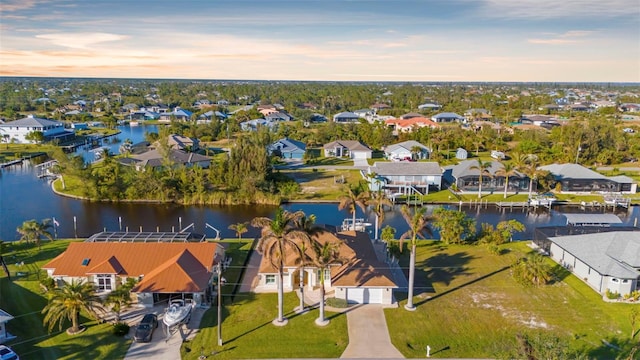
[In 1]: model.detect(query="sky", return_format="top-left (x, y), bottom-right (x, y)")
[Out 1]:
top-left (1, 0), bottom-right (639, 82)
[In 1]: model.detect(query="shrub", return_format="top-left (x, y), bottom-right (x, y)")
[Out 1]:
top-left (39, 277), bottom-right (56, 292)
top-left (325, 297), bottom-right (349, 308)
top-left (112, 322), bottom-right (130, 336)
top-left (605, 289), bottom-right (620, 300)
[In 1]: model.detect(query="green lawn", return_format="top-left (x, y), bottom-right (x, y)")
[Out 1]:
top-left (0, 240), bottom-right (131, 360)
top-left (386, 242), bottom-right (638, 359)
top-left (282, 169), bottom-right (363, 200)
top-left (181, 292), bottom-right (348, 359)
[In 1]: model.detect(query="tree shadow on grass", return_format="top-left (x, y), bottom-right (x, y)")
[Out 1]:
top-left (583, 335), bottom-right (639, 359)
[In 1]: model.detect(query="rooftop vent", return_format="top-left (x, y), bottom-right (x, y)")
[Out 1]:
top-left (81, 258), bottom-right (90, 266)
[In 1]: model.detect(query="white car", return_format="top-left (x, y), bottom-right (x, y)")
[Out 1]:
top-left (0, 345), bottom-right (19, 360)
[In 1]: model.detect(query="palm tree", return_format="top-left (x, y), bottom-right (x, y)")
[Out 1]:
top-left (511, 253), bottom-right (553, 286)
top-left (303, 239), bottom-right (345, 326)
top-left (369, 190), bottom-right (393, 240)
top-left (251, 208), bottom-right (311, 325)
top-left (521, 160), bottom-right (540, 198)
top-left (399, 205), bottom-right (432, 311)
top-left (104, 279), bottom-right (136, 323)
top-left (495, 162), bottom-right (518, 199)
top-left (470, 159), bottom-right (492, 199)
top-left (42, 279), bottom-right (105, 334)
top-left (294, 214), bottom-right (323, 313)
top-left (228, 222), bottom-right (249, 239)
top-left (410, 145), bottom-right (423, 160)
top-left (16, 219), bottom-right (54, 249)
top-left (338, 186), bottom-right (368, 231)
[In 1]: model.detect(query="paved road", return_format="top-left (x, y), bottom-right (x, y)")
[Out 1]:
top-left (340, 305), bottom-right (404, 359)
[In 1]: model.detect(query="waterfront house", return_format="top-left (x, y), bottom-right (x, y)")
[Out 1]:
top-left (535, 228), bottom-right (640, 298)
top-left (42, 233), bottom-right (225, 307)
top-left (268, 138), bottom-right (306, 159)
top-left (197, 110), bottom-right (228, 123)
top-left (0, 115), bottom-right (74, 144)
top-left (539, 163), bottom-right (636, 193)
top-left (130, 110), bottom-right (160, 121)
top-left (158, 107), bottom-right (193, 122)
top-left (367, 161), bottom-right (442, 194)
top-left (323, 140), bottom-right (372, 159)
top-left (167, 134), bottom-right (199, 151)
top-left (445, 159), bottom-right (530, 194)
top-left (254, 229), bottom-right (397, 305)
top-left (383, 140), bottom-right (430, 161)
top-left (121, 147), bottom-right (212, 170)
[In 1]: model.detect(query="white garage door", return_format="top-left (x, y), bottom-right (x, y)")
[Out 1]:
top-left (352, 151), bottom-right (369, 159)
top-left (346, 288), bottom-right (384, 304)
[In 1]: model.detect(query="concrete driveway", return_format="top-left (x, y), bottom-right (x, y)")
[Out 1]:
top-left (340, 305), bottom-right (403, 359)
top-left (124, 306), bottom-right (206, 360)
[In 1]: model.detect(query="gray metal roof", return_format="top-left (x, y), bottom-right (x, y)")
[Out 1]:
top-left (384, 140), bottom-right (429, 154)
top-left (370, 161), bottom-right (441, 176)
top-left (0, 116), bottom-right (61, 127)
top-left (323, 140), bottom-right (371, 152)
top-left (539, 163), bottom-right (607, 180)
top-left (563, 213), bottom-right (623, 225)
top-left (549, 232), bottom-right (640, 278)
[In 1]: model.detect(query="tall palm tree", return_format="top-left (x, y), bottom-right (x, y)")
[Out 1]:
top-left (16, 219), bottom-right (54, 249)
top-left (338, 186), bottom-right (368, 231)
top-left (399, 205), bottom-right (432, 311)
top-left (294, 214), bottom-right (323, 313)
top-left (228, 222), bottom-right (249, 239)
top-left (470, 159), bottom-right (492, 199)
top-left (42, 279), bottom-right (105, 334)
top-left (104, 279), bottom-right (136, 323)
top-left (303, 239), bottom-right (345, 326)
top-left (495, 162), bottom-right (518, 199)
top-left (251, 208), bottom-right (311, 325)
top-left (410, 145), bottom-right (423, 160)
top-left (521, 160), bottom-right (540, 198)
top-left (369, 190), bottom-right (393, 240)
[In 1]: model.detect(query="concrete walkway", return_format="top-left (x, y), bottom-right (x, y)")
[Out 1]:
top-left (340, 305), bottom-right (404, 359)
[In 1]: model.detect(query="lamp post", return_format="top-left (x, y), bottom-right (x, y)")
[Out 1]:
top-left (217, 262), bottom-right (223, 347)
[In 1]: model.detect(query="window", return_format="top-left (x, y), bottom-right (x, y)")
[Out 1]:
top-left (265, 275), bottom-right (276, 285)
top-left (622, 279), bottom-right (629, 284)
top-left (611, 278), bottom-right (619, 283)
top-left (96, 274), bottom-right (113, 291)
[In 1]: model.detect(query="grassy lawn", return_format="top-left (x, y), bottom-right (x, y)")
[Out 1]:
top-left (0, 240), bottom-right (131, 360)
top-left (386, 242), bottom-right (638, 359)
top-left (181, 292), bottom-right (348, 359)
top-left (280, 169), bottom-right (363, 201)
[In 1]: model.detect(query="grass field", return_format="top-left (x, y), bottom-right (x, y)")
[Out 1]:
top-left (281, 169), bottom-right (363, 200)
top-left (386, 241), bottom-right (638, 358)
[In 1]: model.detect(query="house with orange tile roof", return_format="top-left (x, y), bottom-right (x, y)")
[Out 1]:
top-left (384, 116), bottom-right (439, 134)
top-left (253, 229), bottom-right (397, 305)
top-left (42, 234), bottom-right (225, 307)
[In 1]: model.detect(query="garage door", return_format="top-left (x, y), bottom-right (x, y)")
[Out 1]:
top-left (352, 151), bottom-right (369, 159)
top-left (346, 288), bottom-right (384, 304)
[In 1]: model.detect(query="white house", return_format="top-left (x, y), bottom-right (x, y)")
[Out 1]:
top-left (0, 115), bottom-right (72, 144)
top-left (384, 140), bottom-right (430, 161)
top-left (323, 140), bottom-right (372, 159)
top-left (253, 230), bottom-right (397, 305)
top-left (547, 231), bottom-right (640, 297)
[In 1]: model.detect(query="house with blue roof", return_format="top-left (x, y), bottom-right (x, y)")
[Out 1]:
top-left (431, 112), bottom-right (465, 123)
top-left (268, 138), bottom-right (306, 159)
top-left (158, 107), bottom-right (193, 122)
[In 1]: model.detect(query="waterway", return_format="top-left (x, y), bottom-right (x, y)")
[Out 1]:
top-left (1, 124), bottom-right (638, 241)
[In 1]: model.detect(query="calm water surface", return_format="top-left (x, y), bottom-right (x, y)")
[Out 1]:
top-left (1, 125), bottom-right (637, 241)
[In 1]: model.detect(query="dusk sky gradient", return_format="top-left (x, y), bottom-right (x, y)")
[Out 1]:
top-left (1, 0), bottom-right (639, 82)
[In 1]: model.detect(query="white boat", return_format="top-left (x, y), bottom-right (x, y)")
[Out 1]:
top-left (341, 218), bottom-right (372, 232)
top-left (163, 299), bottom-right (194, 327)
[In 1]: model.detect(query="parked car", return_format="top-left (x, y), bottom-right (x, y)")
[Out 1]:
top-left (134, 313), bottom-right (158, 342)
top-left (0, 345), bottom-right (19, 360)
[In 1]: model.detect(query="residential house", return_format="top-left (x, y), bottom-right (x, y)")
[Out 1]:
top-left (519, 114), bottom-right (561, 128)
top-left (368, 161), bottom-right (442, 194)
top-left (158, 107), bottom-right (193, 122)
top-left (240, 119), bottom-right (277, 131)
top-left (445, 159), bottom-right (530, 193)
top-left (42, 234), bottom-right (225, 306)
top-left (539, 163), bottom-right (636, 193)
top-left (265, 111), bottom-right (294, 122)
top-left (130, 110), bottom-right (160, 121)
top-left (353, 109), bottom-right (375, 118)
top-left (537, 228), bottom-right (640, 297)
top-left (323, 140), bottom-right (372, 159)
top-left (167, 134), bottom-right (199, 151)
top-left (0, 309), bottom-right (15, 343)
top-left (371, 103), bottom-right (390, 111)
top-left (142, 104), bottom-right (170, 114)
top-left (385, 117), bottom-right (439, 134)
top-left (333, 112), bottom-right (361, 123)
top-left (121, 148), bottom-right (212, 170)
top-left (399, 112), bottom-right (423, 120)
top-left (417, 102), bottom-right (442, 111)
top-left (620, 103), bottom-right (640, 112)
top-left (464, 109), bottom-right (491, 122)
top-left (431, 112), bottom-right (465, 123)
top-left (268, 138), bottom-right (306, 159)
top-left (198, 110), bottom-right (228, 124)
top-left (0, 115), bottom-right (74, 144)
top-left (310, 113), bottom-right (328, 122)
top-left (383, 140), bottom-right (430, 161)
top-left (253, 229), bottom-right (397, 305)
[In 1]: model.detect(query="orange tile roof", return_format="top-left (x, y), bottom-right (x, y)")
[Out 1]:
top-left (258, 230), bottom-right (396, 288)
top-left (385, 117), bottom-right (439, 129)
top-left (43, 242), bottom-right (222, 293)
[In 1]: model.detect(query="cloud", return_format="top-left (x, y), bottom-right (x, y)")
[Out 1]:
top-left (528, 30), bottom-right (595, 45)
top-left (0, 0), bottom-right (39, 12)
top-left (35, 32), bottom-right (129, 49)
top-left (482, 0), bottom-right (636, 18)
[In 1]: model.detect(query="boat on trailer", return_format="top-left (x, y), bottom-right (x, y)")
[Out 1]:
top-left (341, 218), bottom-right (372, 232)
top-left (163, 299), bottom-right (194, 327)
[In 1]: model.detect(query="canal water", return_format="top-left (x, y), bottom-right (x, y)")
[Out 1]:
top-left (1, 125), bottom-right (637, 241)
